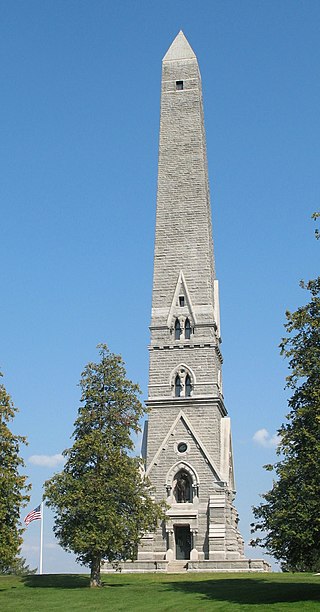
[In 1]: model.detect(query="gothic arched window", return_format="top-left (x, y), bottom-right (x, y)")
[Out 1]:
top-left (175, 374), bottom-right (182, 397)
top-left (175, 318), bottom-right (182, 340)
top-left (185, 374), bottom-right (192, 397)
top-left (185, 318), bottom-right (191, 339)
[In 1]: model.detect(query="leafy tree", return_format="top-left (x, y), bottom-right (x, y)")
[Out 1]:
top-left (251, 215), bottom-right (320, 571)
top-left (0, 372), bottom-right (31, 573)
top-left (44, 344), bottom-right (166, 587)
top-left (3, 556), bottom-right (37, 575)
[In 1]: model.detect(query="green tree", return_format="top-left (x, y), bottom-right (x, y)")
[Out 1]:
top-left (44, 344), bottom-right (166, 587)
top-left (0, 372), bottom-right (30, 573)
top-left (251, 215), bottom-right (320, 571)
top-left (3, 556), bottom-right (37, 575)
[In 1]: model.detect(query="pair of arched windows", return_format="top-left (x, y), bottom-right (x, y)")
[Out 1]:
top-left (175, 373), bottom-right (192, 398)
top-left (175, 318), bottom-right (191, 340)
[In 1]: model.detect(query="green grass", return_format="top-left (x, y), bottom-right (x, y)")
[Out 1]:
top-left (0, 572), bottom-right (320, 611)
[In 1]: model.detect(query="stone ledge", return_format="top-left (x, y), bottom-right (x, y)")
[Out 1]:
top-left (101, 560), bottom-right (168, 573)
top-left (188, 559), bottom-right (271, 572)
top-left (145, 395), bottom-right (227, 416)
top-left (101, 558), bottom-right (271, 573)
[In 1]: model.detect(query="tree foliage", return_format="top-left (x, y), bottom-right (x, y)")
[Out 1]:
top-left (312, 211), bottom-right (319, 240)
top-left (251, 215), bottom-right (320, 571)
top-left (0, 372), bottom-right (30, 573)
top-left (2, 556), bottom-right (37, 576)
top-left (44, 345), bottom-right (166, 587)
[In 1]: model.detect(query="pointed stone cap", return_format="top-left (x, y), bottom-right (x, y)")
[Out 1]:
top-left (163, 31), bottom-right (196, 62)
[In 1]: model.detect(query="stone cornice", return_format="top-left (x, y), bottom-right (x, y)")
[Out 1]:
top-left (149, 342), bottom-right (217, 351)
top-left (145, 395), bottom-right (228, 417)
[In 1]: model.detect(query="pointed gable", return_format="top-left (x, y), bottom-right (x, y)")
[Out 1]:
top-left (163, 31), bottom-right (196, 62)
top-left (146, 409), bottom-right (223, 482)
top-left (167, 270), bottom-right (197, 328)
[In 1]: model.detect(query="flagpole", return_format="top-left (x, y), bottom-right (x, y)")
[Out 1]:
top-left (39, 501), bottom-right (44, 575)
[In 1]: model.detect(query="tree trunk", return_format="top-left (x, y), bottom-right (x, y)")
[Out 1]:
top-left (90, 556), bottom-right (101, 588)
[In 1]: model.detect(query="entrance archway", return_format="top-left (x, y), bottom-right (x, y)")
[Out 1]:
top-left (175, 525), bottom-right (191, 560)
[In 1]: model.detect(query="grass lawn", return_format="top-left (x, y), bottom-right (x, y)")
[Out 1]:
top-left (0, 572), bottom-right (319, 611)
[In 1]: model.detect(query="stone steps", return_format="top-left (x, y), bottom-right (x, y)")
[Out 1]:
top-left (167, 561), bottom-right (188, 573)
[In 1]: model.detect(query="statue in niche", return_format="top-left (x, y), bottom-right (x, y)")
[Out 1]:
top-left (175, 471), bottom-right (191, 503)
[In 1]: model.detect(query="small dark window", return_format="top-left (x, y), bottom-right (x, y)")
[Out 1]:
top-left (175, 318), bottom-right (182, 340)
top-left (185, 374), bottom-right (192, 397)
top-left (175, 375), bottom-right (182, 397)
top-left (179, 296), bottom-right (185, 307)
top-left (176, 80), bottom-right (183, 90)
top-left (185, 318), bottom-right (191, 340)
top-left (178, 442), bottom-right (187, 453)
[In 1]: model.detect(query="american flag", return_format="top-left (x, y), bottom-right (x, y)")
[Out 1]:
top-left (24, 504), bottom-right (42, 526)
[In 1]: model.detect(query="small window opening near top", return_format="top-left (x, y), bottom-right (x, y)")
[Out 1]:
top-left (176, 80), bottom-right (184, 90)
top-left (179, 296), bottom-right (185, 307)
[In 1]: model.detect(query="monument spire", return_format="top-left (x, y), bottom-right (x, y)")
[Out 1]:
top-left (102, 32), bottom-right (270, 574)
top-left (152, 30), bottom-right (216, 328)
top-left (137, 32), bottom-right (269, 571)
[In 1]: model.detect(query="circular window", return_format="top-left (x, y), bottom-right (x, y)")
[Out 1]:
top-left (177, 442), bottom-right (188, 453)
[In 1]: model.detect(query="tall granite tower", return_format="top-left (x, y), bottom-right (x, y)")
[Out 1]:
top-left (102, 31), bottom-right (269, 573)
top-left (136, 32), bottom-right (269, 572)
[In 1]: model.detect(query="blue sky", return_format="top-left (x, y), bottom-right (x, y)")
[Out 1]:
top-left (1, 1), bottom-right (319, 573)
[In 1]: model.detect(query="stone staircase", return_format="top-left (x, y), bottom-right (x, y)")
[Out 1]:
top-left (167, 561), bottom-right (188, 573)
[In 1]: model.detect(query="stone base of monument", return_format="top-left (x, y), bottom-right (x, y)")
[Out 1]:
top-left (187, 559), bottom-right (271, 572)
top-left (101, 558), bottom-right (271, 573)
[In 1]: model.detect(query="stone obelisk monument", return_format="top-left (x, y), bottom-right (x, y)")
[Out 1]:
top-left (102, 31), bottom-right (270, 573)
top-left (136, 31), bottom-right (269, 572)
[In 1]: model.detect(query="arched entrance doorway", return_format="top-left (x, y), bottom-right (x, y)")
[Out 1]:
top-left (175, 525), bottom-right (191, 560)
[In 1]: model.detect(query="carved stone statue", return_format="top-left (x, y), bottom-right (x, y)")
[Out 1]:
top-left (176, 472), bottom-right (190, 503)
